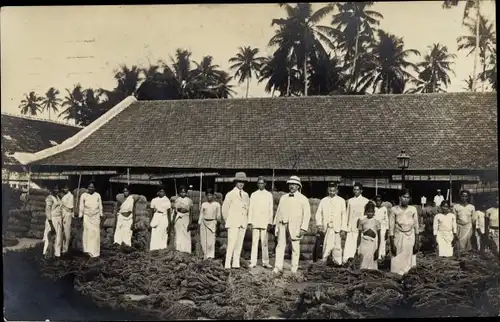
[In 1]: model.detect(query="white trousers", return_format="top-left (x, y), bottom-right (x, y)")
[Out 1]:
top-left (43, 217), bottom-right (63, 257)
top-left (61, 210), bottom-right (73, 253)
top-left (83, 215), bottom-right (101, 257)
top-left (250, 228), bottom-right (270, 266)
top-left (275, 223), bottom-right (300, 272)
top-left (200, 220), bottom-right (216, 259)
top-left (225, 227), bottom-right (246, 268)
top-left (150, 213), bottom-right (169, 251)
top-left (175, 214), bottom-right (191, 253)
top-left (114, 214), bottom-right (133, 247)
top-left (322, 229), bottom-right (342, 264)
top-left (343, 231), bottom-right (359, 263)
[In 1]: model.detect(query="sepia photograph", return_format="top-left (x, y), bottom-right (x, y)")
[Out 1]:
top-left (1, 1), bottom-right (498, 320)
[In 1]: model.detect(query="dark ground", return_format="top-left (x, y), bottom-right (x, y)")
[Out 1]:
top-left (3, 248), bottom-right (151, 321)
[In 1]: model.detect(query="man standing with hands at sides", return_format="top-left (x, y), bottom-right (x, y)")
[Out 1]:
top-left (343, 183), bottom-right (369, 264)
top-left (79, 181), bottom-right (104, 258)
top-left (222, 172), bottom-right (250, 269)
top-left (198, 188), bottom-right (222, 259)
top-left (434, 189), bottom-right (445, 211)
top-left (114, 186), bottom-right (135, 247)
top-left (374, 195), bottom-right (389, 260)
top-left (273, 176), bottom-right (311, 275)
top-left (248, 177), bottom-right (274, 269)
top-left (485, 196), bottom-right (499, 254)
top-left (315, 182), bottom-right (347, 265)
top-left (453, 190), bottom-right (475, 252)
top-left (43, 185), bottom-right (63, 258)
top-left (60, 184), bottom-right (74, 256)
top-left (174, 186), bottom-right (194, 253)
top-left (149, 187), bottom-right (171, 251)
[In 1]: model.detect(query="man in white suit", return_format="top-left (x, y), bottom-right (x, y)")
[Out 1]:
top-left (273, 176), bottom-right (311, 275)
top-left (222, 172), bottom-right (250, 269)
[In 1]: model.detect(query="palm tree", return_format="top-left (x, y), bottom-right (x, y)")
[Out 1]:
top-left (59, 84), bottom-right (85, 124)
top-left (457, 15), bottom-right (496, 92)
top-left (229, 46), bottom-right (266, 98)
top-left (410, 43), bottom-right (456, 93)
top-left (269, 3), bottom-right (335, 96)
top-left (462, 75), bottom-right (478, 91)
top-left (113, 65), bottom-right (143, 98)
top-left (479, 49), bottom-right (497, 90)
top-left (19, 92), bottom-right (43, 116)
top-left (41, 87), bottom-right (62, 120)
top-left (358, 30), bottom-right (420, 94)
top-left (323, 2), bottom-right (383, 91)
top-left (443, 0), bottom-right (481, 90)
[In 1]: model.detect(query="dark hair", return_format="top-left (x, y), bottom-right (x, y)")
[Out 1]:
top-left (157, 186), bottom-right (165, 192)
top-left (353, 182), bottom-right (363, 189)
top-left (123, 185), bottom-right (131, 192)
top-left (460, 190), bottom-right (470, 197)
top-left (441, 200), bottom-right (450, 207)
top-left (374, 194), bottom-right (382, 201)
top-left (257, 177), bottom-right (266, 183)
top-left (328, 182), bottom-right (339, 188)
top-left (399, 188), bottom-right (411, 197)
top-left (179, 185), bottom-right (187, 192)
top-left (206, 188), bottom-right (214, 195)
top-left (88, 181), bottom-right (96, 187)
top-left (365, 202), bottom-right (376, 212)
top-left (53, 184), bottom-right (60, 190)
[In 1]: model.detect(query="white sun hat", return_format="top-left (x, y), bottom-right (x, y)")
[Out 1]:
top-left (286, 175), bottom-right (302, 188)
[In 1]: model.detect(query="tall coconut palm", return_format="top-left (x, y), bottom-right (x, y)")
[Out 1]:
top-left (457, 15), bottom-right (496, 92)
top-left (479, 49), bottom-right (497, 90)
top-left (462, 75), bottom-right (478, 91)
top-left (41, 87), bottom-right (62, 120)
top-left (322, 2), bottom-right (383, 91)
top-left (19, 92), bottom-right (43, 116)
top-left (410, 43), bottom-right (456, 93)
top-left (358, 30), bottom-right (420, 94)
top-left (269, 3), bottom-right (335, 96)
top-left (229, 46), bottom-right (266, 98)
top-left (113, 65), bottom-right (143, 98)
top-left (59, 84), bottom-right (85, 124)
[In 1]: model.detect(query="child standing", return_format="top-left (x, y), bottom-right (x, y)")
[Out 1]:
top-left (199, 188), bottom-right (222, 259)
top-left (433, 201), bottom-right (458, 257)
top-left (357, 202), bottom-right (381, 270)
top-left (374, 195), bottom-right (388, 260)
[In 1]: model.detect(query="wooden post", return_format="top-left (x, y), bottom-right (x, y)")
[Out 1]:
top-left (272, 168), bottom-right (275, 191)
top-left (127, 168), bottom-right (130, 186)
top-left (375, 178), bottom-right (378, 196)
top-left (174, 178), bottom-right (178, 196)
top-left (27, 165), bottom-right (31, 199)
top-left (449, 172), bottom-right (453, 204)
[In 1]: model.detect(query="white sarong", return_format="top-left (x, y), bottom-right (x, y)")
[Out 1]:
top-left (390, 230), bottom-right (416, 275)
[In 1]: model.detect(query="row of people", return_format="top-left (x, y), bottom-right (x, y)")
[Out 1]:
top-left (43, 173), bottom-right (499, 276)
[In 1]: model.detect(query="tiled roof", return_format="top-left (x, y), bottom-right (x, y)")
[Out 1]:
top-left (33, 92), bottom-right (497, 170)
top-left (1, 114), bottom-right (82, 166)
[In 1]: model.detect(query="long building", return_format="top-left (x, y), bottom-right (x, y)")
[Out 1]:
top-left (20, 92), bottom-right (498, 202)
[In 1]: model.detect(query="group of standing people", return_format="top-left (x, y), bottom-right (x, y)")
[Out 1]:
top-left (43, 173), bottom-right (499, 277)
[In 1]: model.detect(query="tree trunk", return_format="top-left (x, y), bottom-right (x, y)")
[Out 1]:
top-left (287, 67), bottom-right (291, 97)
top-left (48, 109), bottom-right (51, 120)
top-left (246, 77), bottom-right (250, 98)
top-left (472, 0), bottom-right (480, 92)
top-left (351, 24), bottom-right (361, 92)
top-left (481, 60), bottom-right (486, 92)
top-left (303, 57), bottom-right (308, 97)
top-left (271, 87), bottom-right (276, 98)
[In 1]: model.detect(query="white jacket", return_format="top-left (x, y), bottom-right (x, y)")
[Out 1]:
top-left (248, 189), bottom-right (274, 229)
top-left (222, 187), bottom-right (250, 229)
top-left (315, 195), bottom-right (347, 232)
top-left (346, 195), bottom-right (369, 232)
top-left (274, 191), bottom-right (311, 240)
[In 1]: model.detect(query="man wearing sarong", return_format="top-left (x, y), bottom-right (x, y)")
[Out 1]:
top-left (60, 184), bottom-right (74, 255)
top-left (374, 195), bottom-right (389, 259)
top-left (222, 172), bottom-right (250, 269)
top-left (173, 186), bottom-right (194, 253)
top-left (485, 196), bottom-right (499, 254)
top-left (149, 187), bottom-right (171, 251)
top-left (357, 202), bottom-right (381, 270)
top-left (315, 182), bottom-right (347, 265)
top-left (433, 201), bottom-right (457, 257)
top-left (114, 186), bottom-right (135, 247)
top-left (43, 186), bottom-right (63, 258)
top-left (472, 205), bottom-right (486, 252)
top-left (452, 190), bottom-right (475, 252)
top-left (273, 176), bottom-right (311, 275)
top-left (343, 182), bottom-right (369, 264)
top-left (389, 189), bottom-right (420, 276)
top-left (198, 188), bottom-right (222, 259)
top-left (78, 181), bottom-right (104, 258)
top-left (248, 177), bottom-right (274, 269)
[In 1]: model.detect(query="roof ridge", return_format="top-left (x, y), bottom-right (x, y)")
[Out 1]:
top-left (1, 112), bottom-right (84, 128)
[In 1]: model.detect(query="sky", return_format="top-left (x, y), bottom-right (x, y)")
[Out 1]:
top-left (1, 2), bottom-right (497, 121)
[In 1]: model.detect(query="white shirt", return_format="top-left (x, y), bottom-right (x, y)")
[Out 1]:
top-left (434, 195), bottom-right (444, 207)
top-left (151, 196), bottom-right (171, 215)
top-left (274, 191), bottom-right (311, 236)
top-left (61, 192), bottom-right (74, 213)
top-left (199, 201), bottom-right (222, 222)
top-left (473, 210), bottom-right (485, 234)
top-left (433, 213), bottom-right (457, 235)
top-left (222, 187), bottom-right (250, 229)
top-left (119, 195), bottom-right (135, 214)
top-left (79, 192), bottom-right (103, 218)
top-left (346, 195), bottom-right (370, 232)
top-left (486, 207), bottom-right (499, 228)
top-left (375, 206), bottom-right (389, 233)
top-left (45, 195), bottom-right (62, 220)
top-left (315, 195), bottom-right (347, 232)
top-left (453, 203), bottom-right (475, 226)
top-left (248, 189), bottom-right (274, 229)
top-left (421, 196), bottom-right (427, 205)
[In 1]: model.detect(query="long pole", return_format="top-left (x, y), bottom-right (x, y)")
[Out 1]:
top-left (127, 168), bottom-right (130, 186)
top-left (375, 178), bottom-right (378, 196)
top-left (272, 168), bottom-right (275, 192)
top-left (449, 172), bottom-right (453, 204)
top-left (27, 166), bottom-right (31, 199)
top-left (401, 168), bottom-right (406, 190)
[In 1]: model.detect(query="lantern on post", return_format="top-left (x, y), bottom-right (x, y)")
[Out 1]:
top-left (397, 150), bottom-right (410, 189)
